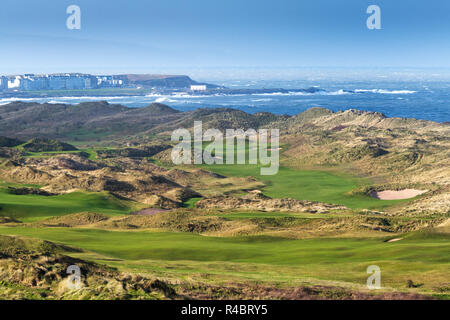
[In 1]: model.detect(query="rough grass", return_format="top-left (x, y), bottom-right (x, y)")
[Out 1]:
top-left (207, 211), bottom-right (350, 220)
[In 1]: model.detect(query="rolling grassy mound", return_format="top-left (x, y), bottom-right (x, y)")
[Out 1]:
top-left (0, 186), bottom-right (140, 222)
top-left (31, 212), bottom-right (110, 227)
top-left (21, 138), bottom-right (77, 152)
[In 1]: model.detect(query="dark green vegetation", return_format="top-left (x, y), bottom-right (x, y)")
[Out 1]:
top-left (20, 138), bottom-right (77, 153)
top-left (0, 136), bottom-right (23, 148)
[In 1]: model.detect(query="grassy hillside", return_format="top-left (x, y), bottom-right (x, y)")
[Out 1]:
top-left (0, 186), bottom-right (140, 222)
top-left (0, 102), bottom-right (181, 141)
top-left (20, 138), bottom-right (77, 152)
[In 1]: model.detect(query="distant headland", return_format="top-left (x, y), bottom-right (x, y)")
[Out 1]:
top-left (0, 73), bottom-right (328, 98)
top-left (0, 73), bottom-right (219, 93)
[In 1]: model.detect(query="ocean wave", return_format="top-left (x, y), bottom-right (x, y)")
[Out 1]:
top-left (251, 89), bottom-right (350, 96)
top-left (251, 98), bottom-right (273, 102)
top-left (41, 95), bottom-right (131, 101)
top-left (0, 97), bottom-right (45, 104)
top-left (354, 89), bottom-right (416, 94)
top-left (144, 94), bottom-right (164, 97)
top-left (249, 88), bottom-right (416, 96)
top-left (323, 89), bottom-right (350, 95)
top-left (252, 92), bottom-right (310, 96)
top-left (0, 87), bottom-right (417, 107)
top-left (155, 97), bottom-right (177, 103)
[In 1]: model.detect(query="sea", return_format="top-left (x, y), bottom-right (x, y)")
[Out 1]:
top-left (1, 80), bottom-right (449, 123)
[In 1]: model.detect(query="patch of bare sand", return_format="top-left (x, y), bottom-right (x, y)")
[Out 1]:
top-left (370, 189), bottom-right (427, 200)
top-left (386, 238), bottom-right (402, 243)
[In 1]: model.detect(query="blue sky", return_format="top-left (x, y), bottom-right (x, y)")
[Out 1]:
top-left (0, 0), bottom-right (449, 78)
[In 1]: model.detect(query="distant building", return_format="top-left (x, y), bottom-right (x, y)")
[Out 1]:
top-left (47, 76), bottom-right (66, 90)
top-left (190, 85), bottom-right (207, 91)
top-left (97, 75), bottom-right (115, 87)
top-left (97, 75), bottom-right (127, 88)
top-left (65, 76), bottom-right (88, 90)
top-left (21, 75), bottom-right (48, 91)
top-left (85, 76), bottom-right (98, 89)
top-left (8, 76), bottom-right (21, 89)
top-left (0, 76), bottom-right (8, 90)
top-left (0, 73), bottom-right (160, 91)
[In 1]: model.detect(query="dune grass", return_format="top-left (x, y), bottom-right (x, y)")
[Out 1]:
top-left (207, 211), bottom-right (351, 220)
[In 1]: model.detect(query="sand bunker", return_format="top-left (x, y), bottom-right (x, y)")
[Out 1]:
top-left (386, 238), bottom-right (403, 243)
top-left (370, 189), bottom-right (427, 200)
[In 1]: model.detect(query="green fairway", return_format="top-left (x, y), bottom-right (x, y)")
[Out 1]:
top-left (0, 187), bottom-right (137, 222)
top-left (22, 148), bottom-right (98, 160)
top-left (183, 197), bottom-right (202, 208)
top-left (0, 226), bottom-right (448, 292)
top-left (202, 164), bottom-right (405, 209)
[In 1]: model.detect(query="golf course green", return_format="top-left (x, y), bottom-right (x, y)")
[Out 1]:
top-left (203, 164), bottom-right (405, 209)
